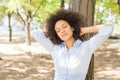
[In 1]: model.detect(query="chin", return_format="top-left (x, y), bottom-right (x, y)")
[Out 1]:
top-left (62, 38), bottom-right (69, 42)
top-left (61, 38), bottom-right (67, 42)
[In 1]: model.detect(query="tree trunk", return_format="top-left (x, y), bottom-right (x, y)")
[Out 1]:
top-left (118, 0), bottom-right (120, 14)
top-left (0, 57), bottom-right (2, 60)
top-left (25, 11), bottom-right (32, 45)
top-left (25, 20), bottom-right (31, 45)
top-left (8, 13), bottom-right (12, 42)
top-left (69, 0), bottom-right (96, 79)
top-left (61, 0), bottom-right (64, 9)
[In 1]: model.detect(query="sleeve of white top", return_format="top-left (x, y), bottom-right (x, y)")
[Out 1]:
top-left (31, 29), bottom-right (55, 53)
top-left (87, 26), bottom-right (113, 54)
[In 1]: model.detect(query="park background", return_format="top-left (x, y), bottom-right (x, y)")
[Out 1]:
top-left (0, 0), bottom-right (120, 80)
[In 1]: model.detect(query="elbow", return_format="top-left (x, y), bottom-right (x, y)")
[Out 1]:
top-left (99, 26), bottom-right (113, 36)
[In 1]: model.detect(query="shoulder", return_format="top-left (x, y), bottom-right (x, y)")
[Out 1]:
top-left (31, 29), bottom-right (43, 36)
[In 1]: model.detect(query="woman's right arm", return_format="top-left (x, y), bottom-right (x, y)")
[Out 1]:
top-left (31, 29), bottom-right (55, 53)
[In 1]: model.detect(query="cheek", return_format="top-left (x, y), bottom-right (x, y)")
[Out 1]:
top-left (70, 31), bottom-right (74, 37)
top-left (56, 32), bottom-right (61, 39)
top-left (57, 33), bottom-right (61, 37)
top-left (68, 29), bottom-right (74, 35)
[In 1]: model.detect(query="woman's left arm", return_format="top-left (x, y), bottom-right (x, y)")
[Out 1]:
top-left (80, 24), bottom-right (114, 35)
top-left (81, 24), bottom-right (114, 53)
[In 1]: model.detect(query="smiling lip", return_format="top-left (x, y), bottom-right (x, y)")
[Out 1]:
top-left (61, 33), bottom-right (68, 37)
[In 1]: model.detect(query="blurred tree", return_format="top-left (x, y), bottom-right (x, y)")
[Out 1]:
top-left (95, 0), bottom-right (119, 24)
top-left (8, 12), bottom-right (12, 41)
top-left (61, 0), bottom-right (64, 9)
top-left (0, 57), bottom-right (2, 60)
top-left (118, 0), bottom-right (120, 13)
top-left (69, 0), bottom-right (96, 79)
top-left (0, 0), bottom-right (13, 41)
top-left (7, 0), bottom-right (60, 45)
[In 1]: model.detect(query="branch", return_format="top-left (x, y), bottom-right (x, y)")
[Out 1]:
top-left (27, 10), bottom-right (33, 23)
top-left (117, 0), bottom-right (120, 14)
top-left (17, 9), bottom-right (26, 25)
top-left (118, 0), bottom-right (120, 5)
top-left (33, 1), bottom-right (45, 16)
top-left (33, 4), bottom-right (41, 16)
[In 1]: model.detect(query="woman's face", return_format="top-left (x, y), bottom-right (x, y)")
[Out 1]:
top-left (55, 20), bottom-right (74, 42)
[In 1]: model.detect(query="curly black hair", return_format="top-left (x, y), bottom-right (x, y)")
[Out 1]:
top-left (45, 9), bottom-right (84, 45)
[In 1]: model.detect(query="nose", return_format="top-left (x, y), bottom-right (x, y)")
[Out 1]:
top-left (60, 29), bottom-right (65, 34)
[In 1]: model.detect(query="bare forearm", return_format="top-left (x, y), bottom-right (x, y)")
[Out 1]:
top-left (81, 24), bottom-right (113, 35)
top-left (81, 26), bottom-right (98, 34)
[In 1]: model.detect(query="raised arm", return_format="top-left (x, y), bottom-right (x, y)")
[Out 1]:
top-left (81, 24), bottom-right (114, 54)
top-left (80, 24), bottom-right (114, 35)
top-left (32, 28), bottom-right (55, 53)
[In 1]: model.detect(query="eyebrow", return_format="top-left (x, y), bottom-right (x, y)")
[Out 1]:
top-left (61, 23), bottom-right (66, 27)
top-left (55, 23), bottom-right (66, 30)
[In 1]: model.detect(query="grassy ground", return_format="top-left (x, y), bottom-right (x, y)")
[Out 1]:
top-left (0, 35), bottom-right (120, 80)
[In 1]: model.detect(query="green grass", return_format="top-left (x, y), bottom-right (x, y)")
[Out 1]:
top-left (109, 36), bottom-right (120, 39)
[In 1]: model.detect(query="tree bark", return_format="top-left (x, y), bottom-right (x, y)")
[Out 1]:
top-left (0, 57), bottom-right (2, 60)
top-left (25, 10), bottom-right (32, 45)
top-left (69, 0), bottom-right (96, 79)
top-left (8, 13), bottom-right (12, 42)
top-left (61, 0), bottom-right (64, 9)
top-left (118, 0), bottom-right (120, 14)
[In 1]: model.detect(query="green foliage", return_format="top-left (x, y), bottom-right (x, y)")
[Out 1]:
top-left (109, 35), bottom-right (120, 39)
top-left (0, 0), bottom-right (61, 27)
top-left (104, 0), bottom-right (119, 14)
top-left (65, 0), bottom-right (69, 3)
top-left (0, 0), bottom-right (8, 19)
top-left (35, 0), bottom-right (61, 25)
top-left (95, 0), bottom-right (119, 24)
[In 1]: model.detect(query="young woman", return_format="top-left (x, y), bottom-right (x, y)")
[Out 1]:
top-left (32, 9), bottom-right (113, 80)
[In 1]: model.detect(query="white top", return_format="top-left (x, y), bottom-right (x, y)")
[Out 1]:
top-left (32, 26), bottom-right (113, 80)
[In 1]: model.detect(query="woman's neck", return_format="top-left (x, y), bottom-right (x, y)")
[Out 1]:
top-left (65, 38), bottom-right (75, 50)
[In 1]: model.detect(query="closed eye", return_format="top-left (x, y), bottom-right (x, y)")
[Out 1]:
top-left (56, 29), bottom-right (60, 33)
top-left (63, 25), bottom-right (67, 29)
